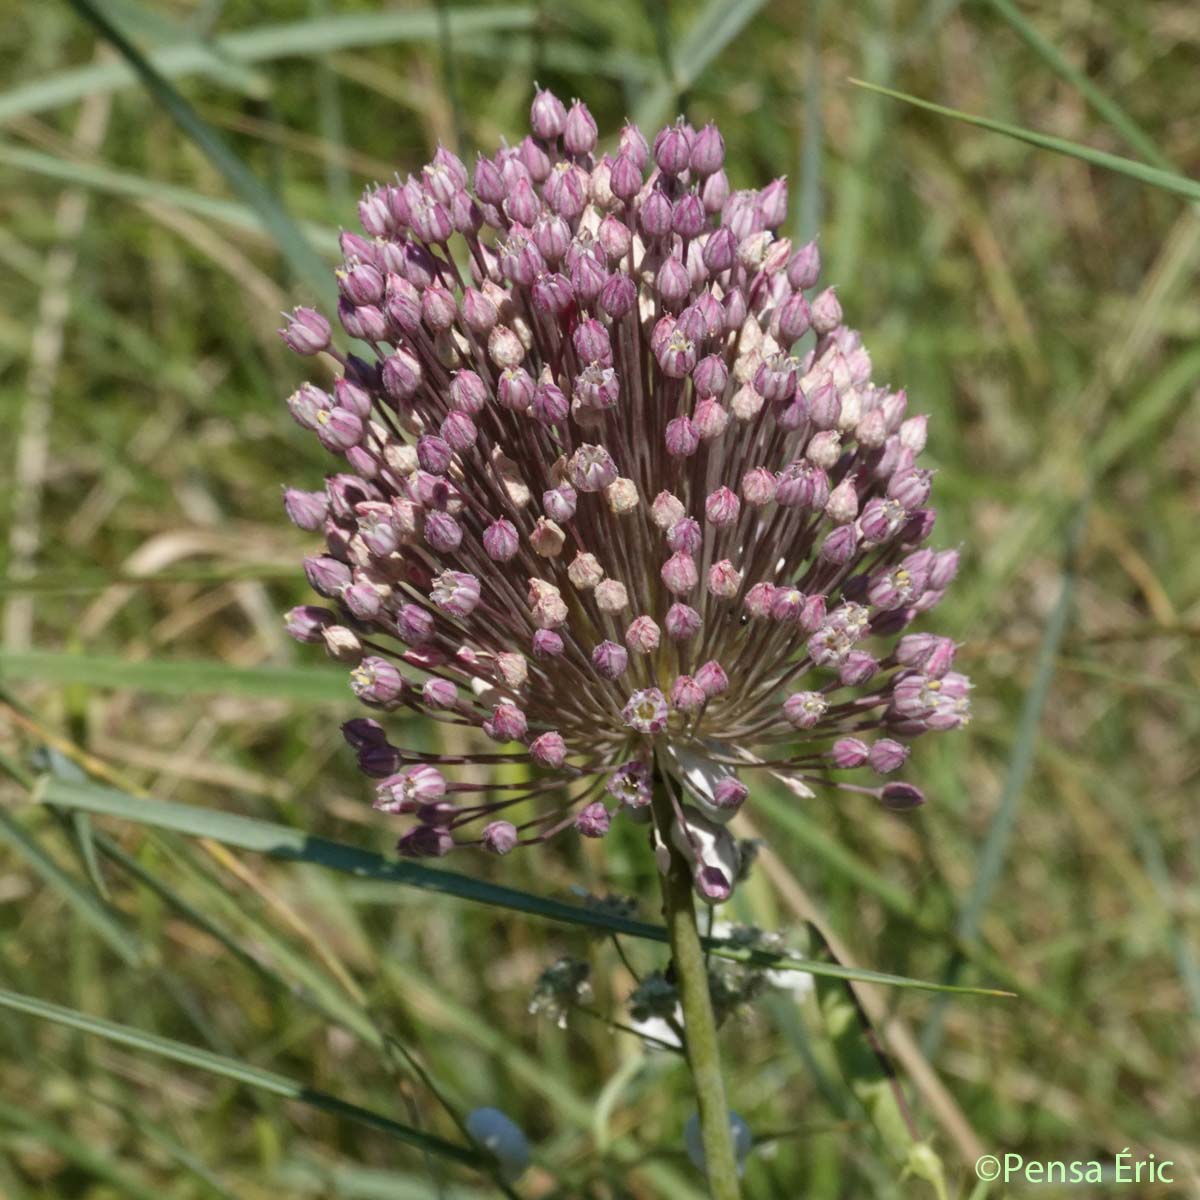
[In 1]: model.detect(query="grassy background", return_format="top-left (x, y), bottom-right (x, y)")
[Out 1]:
top-left (1, 0), bottom-right (1198, 1195)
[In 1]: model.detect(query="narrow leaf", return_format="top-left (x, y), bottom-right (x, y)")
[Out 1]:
top-left (634, 0), bottom-right (769, 129)
top-left (0, 809), bottom-right (142, 966)
top-left (0, 8), bottom-right (535, 126)
top-left (848, 78), bottom-right (1200, 203)
top-left (36, 777), bottom-right (1014, 997)
top-left (0, 988), bottom-right (481, 1166)
top-left (0, 649), bottom-right (351, 704)
top-left (67, 0), bottom-right (333, 301)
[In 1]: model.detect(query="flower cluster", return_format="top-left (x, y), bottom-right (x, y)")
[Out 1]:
top-left (279, 90), bottom-right (970, 901)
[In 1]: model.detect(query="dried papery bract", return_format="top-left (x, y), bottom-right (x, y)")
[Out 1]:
top-left (278, 88), bottom-right (971, 1200)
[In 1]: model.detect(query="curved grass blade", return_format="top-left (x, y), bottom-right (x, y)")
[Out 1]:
top-left (0, 142), bottom-right (339, 251)
top-left (0, 809), bottom-right (142, 967)
top-left (981, 0), bottom-right (1169, 171)
top-left (35, 777), bottom-right (1014, 997)
top-left (0, 648), bottom-right (350, 704)
top-left (920, 497), bottom-right (1088, 1056)
top-left (0, 8), bottom-right (535, 128)
top-left (0, 1099), bottom-right (163, 1200)
top-left (848, 78), bottom-right (1200, 203)
top-left (634, 0), bottom-right (769, 129)
top-left (0, 988), bottom-right (482, 1168)
top-left (66, 0), bottom-right (332, 303)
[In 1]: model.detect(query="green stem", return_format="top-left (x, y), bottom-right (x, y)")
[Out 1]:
top-left (652, 784), bottom-right (742, 1200)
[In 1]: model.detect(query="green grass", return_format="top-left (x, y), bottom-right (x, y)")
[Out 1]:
top-left (1, 0), bottom-right (1198, 1196)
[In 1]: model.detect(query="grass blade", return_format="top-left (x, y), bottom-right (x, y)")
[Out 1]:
top-left (848, 78), bottom-right (1200, 203)
top-left (0, 809), bottom-right (142, 967)
top-left (34, 777), bottom-right (1013, 996)
top-left (981, 0), bottom-right (1169, 170)
top-left (0, 8), bottom-right (535, 128)
top-left (0, 988), bottom-right (481, 1167)
top-left (633, 0), bottom-right (769, 129)
top-left (0, 142), bottom-right (338, 251)
top-left (0, 1099), bottom-right (163, 1200)
top-left (0, 648), bottom-right (351, 704)
top-left (67, 0), bottom-right (333, 302)
top-left (921, 497), bottom-right (1088, 1055)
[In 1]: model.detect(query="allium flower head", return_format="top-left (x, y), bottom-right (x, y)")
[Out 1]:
top-left (279, 91), bottom-right (970, 901)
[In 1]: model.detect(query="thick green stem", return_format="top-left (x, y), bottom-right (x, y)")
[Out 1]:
top-left (653, 786), bottom-right (742, 1200)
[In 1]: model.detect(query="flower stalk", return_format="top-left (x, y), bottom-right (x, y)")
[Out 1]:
top-left (652, 777), bottom-right (742, 1199)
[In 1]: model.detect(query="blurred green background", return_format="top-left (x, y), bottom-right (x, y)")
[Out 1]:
top-left (0, 0), bottom-right (1198, 1196)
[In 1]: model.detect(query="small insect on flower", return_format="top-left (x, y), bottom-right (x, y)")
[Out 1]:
top-left (280, 88), bottom-right (970, 901)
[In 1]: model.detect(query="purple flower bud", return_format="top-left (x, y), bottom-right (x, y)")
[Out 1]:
top-left (667, 517), bottom-right (703, 555)
top-left (563, 100), bottom-right (598, 155)
top-left (742, 581), bottom-right (776, 619)
top-left (398, 825), bottom-right (454, 858)
top-left (672, 675), bottom-right (706, 711)
top-left (787, 241), bottom-right (821, 289)
top-left (830, 737), bottom-right (870, 769)
top-left (690, 124), bottom-right (726, 176)
top-left (758, 178), bottom-right (789, 228)
top-left (532, 272), bottom-right (574, 314)
top-left (599, 273), bottom-right (636, 319)
top-left (483, 518), bottom-right (520, 561)
top-left (422, 677), bottom-right (459, 709)
top-left (530, 87), bottom-right (567, 139)
top-left (887, 467), bottom-right (933, 509)
top-left (819, 523), bottom-right (859, 565)
top-left (532, 380), bottom-right (569, 425)
top-left (530, 730), bottom-right (567, 767)
top-left (810, 287), bottom-right (843, 335)
top-left (483, 820), bottom-right (519, 854)
top-left (656, 256), bottom-right (692, 311)
top-left (531, 628), bottom-right (564, 658)
top-left (285, 605), bottom-right (334, 643)
top-left (609, 153), bottom-right (643, 201)
top-left (351, 656), bottom-right (406, 704)
top-left (665, 416), bottom-right (700, 457)
top-left (662, 603), bottom-right (699, 642)
top-left (315, 406), bottom-right (363, 452)
top-left (929, 549), bottom-right (960, 590)
top-left (839, 650), bottom-right (878, 686)
top-left (498, 367), bottom-right (536, 413)
top-left (592, 640), bottom-right (629, 680)
top-left (703, 227), bottom-right (736, 274)
top-left (304, 555), bottom-right (350, 597)
top-left (671, 193), bottom-right (707, 239)
top-left (382, 348), bottom-right (422, 403)
top-left (504, 175), bottom-right (541, 226)
top-left (543, 485), bottom-right (578, 523)
top-left (739, 467), bottom-right (776, 507)
top-left (518, 135), bottom-right (551, 184)
top-left (576, 801), bottom-right (611, 838)
top-left (712, 776), bottom-right (748, 811)
top-left (778, 293), bottom-right (812, 342)
top-left (424, 510), bottom-right (463, 553)
top-left (375, 764), bottom-right (446, 813)
top-left (880, 782), bottom-right (925, 811)
top-left (701, 169), bottom-right (730, 214)
top-left (704, 486), bottom-right (740, 527)
top-left (431, 570), bottom-right (480, 617)
top-left (640, 190), bottom-right (674, 239)
top-left (661, 550), bottom-right (698, 596)
top-left (280, 307), bottom-right (332, 355)
top-left (283, 487), bottom-right (329, 531)
top-left (484, 703), bottom-right (528, 743)
top-left (695, 659), bottom-right (729, 697)
top-left (396, 603), bottom-right (435, 644)
top-left (654, 122), bottom-right (694, 175)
